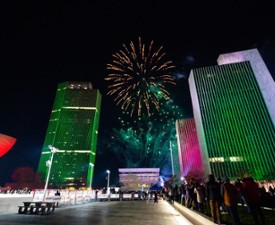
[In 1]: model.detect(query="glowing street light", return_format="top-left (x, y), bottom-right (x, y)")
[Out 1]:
top-left (170, 140), bottom-right (175, 176)
top-left (42, 145), bottom-right (58, 202)
top-left (106, 170), bottom-right (110, 193)
top-left (89, 162), bottom-right (94, 189)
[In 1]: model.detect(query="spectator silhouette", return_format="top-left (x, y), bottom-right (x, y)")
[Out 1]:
top-left (221, 176), bottom-right (240, 225)
top-left (185, 181), bottom-right (195, 208)
top-left (242, 176), bottom-right (265, 225)
top-left (205, 174), bottom-right (221, 224)
top-left (234, 179), bottom-right (245, 207)
top-left (153, 191), bottom-right (158, 205)
top-left (194, 182), bottom-right (205, 213)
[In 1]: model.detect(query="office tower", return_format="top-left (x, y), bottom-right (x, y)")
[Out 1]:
top-left (189, 48), bottom-right (275, 180)
top-left (217, 48), bottom-right (275, 125)
top-left (37, 82), bottom-right (101, 188)
top-left (176, 119), bottom-right (203, 179)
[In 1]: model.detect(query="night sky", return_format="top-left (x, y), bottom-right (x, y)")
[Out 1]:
top-left (1, 1), bottom-right (275, 187)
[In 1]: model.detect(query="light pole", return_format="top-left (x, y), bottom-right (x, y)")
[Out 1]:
top-left (106, 170), bottom-right (110, 193)
top-left (89, 163), bottom-right (94, 189)
top-left (170, 140), bottom-right (175, 176)
top-left (180, 176), bottom-right (184, 205)
top-left (42, 145), bottom-right (58, 202)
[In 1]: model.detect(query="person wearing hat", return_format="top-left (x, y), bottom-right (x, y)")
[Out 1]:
top-left (221, 176), bottom-right (241, 225)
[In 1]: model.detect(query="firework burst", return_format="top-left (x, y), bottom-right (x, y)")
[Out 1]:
top-left (105, 37), bottom-right (176, 117)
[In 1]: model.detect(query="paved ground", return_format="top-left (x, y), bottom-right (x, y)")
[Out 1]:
top-left (0, 200), bottom-right (193, 225)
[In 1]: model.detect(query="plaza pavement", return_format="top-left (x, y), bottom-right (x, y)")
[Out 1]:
top-left (0, 200), bottom-right (197, 225)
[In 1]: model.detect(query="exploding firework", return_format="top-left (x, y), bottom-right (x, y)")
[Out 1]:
top-left (105, 37), bottom-right (176, 117)
top-left (109, 98), bottom-right (185, 169)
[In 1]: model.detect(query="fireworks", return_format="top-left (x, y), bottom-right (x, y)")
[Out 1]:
top-left (111, 98), bottom-right (185, 169)
top-left (105, 37), bottom-right (176, 117)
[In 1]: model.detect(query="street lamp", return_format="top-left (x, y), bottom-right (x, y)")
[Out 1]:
top-left (89, 163), bottom-right (94, 189)
top-left (42, 145), bottom-right (58, 202)
top-left (170, 140), bottom-right (175, 176)
top-left (106, 170), bottom-right (110, 193)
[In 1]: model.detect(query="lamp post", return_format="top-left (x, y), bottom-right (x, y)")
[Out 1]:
top-left (89, 163), bottom-right (94, 189)
top-left (180, 176), bottom-right (184, 205)
top-left (170, 140), bottom-right (175, 176)
top-left (106, 170), bottom-right (110, 193)
top-left (42, 145), bottom-right (58, 202)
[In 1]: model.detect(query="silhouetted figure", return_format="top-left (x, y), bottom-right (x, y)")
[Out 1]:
top-left (153, 191), bottom-right (158, 205)
top-left (234, 179), bottom-right (245, 207)
top-left (119, 189), bottom-right (123, 201)
top-left (194, 182), bottom-right (205, 213)
top-left (221, 176), bottom-right (240, 225)
top-left (95, 189), bottom-right (99, 201)
top-left (205, 174), bottom-right (221, 224)
top-left (242, 176), bottom-right (265, 225)
top-left (54, 190), bottom-right (61, 207)
top-left (169, 187), bottom-right (174, 204)
top-left (185, 181), bottom-right (195, 208)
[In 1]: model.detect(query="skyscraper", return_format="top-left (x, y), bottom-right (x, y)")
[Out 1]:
top-left (188, 48), bottom-right (275, 180)
top-left (176, 119), bottom-right (203, 179)
top-left (37, 82), bottom-right (101, 188)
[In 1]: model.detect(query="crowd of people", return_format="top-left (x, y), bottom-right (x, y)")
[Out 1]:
top-left (162, 175), bottom-right (275, 225)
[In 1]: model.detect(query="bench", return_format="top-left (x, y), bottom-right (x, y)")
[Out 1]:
top-left (18, 201), bottom-right (56, 215)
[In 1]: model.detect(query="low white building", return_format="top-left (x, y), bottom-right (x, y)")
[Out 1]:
top-left (118, 168), bottom-right (160, 191)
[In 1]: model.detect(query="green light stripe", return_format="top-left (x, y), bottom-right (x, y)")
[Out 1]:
top-left (192, 61), bottom-right (275, 180)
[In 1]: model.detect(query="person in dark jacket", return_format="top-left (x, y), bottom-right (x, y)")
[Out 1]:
top-left (153, 191), bottom-right (158, 205)
top-left (242, 176), bottom-right (265, 225)
top-left (205, 174), bottom-right (221, 224)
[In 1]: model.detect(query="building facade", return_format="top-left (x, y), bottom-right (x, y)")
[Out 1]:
top-left (37, 82), bottom-right (101, 188)
top-left (189, 49), bottom-right (275, 180)
top-left (118, 168), bottom-right (160, 191)
top-left (176, 119), bottom-right (203, 180)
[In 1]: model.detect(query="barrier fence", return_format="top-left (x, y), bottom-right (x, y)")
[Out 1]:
top-left (32, 189), bottom-right (148, 205)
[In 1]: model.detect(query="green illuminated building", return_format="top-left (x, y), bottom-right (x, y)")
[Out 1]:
top-left (189, 49), bottom-right (275, 180)
top-left (37, 82), bottom-right (101, 188)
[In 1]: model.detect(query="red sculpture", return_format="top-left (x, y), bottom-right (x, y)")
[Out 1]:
top-left (0, 134), bottom-right (17, 157)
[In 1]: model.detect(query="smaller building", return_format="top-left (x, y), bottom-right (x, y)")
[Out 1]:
top-left (118, 168), bottom-right (160, 191)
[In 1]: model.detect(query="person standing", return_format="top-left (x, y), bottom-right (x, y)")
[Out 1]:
top-left (185, 181), bottom-right (194, 208)
top-left (95, 189), bottom-right (99, 201)
top-left (242, 176), bottom-right (265, 225)
top-left (153, 191), bottom-right (158, 205)
top-left (221, 176), bottom-right (241, 225)
top-left (217, 177), bottom-right (226, 213)
top-left (194, 182), bottom-right (205, 213)
top-left (169, 187), bottom-right (174, 204)
top-left (234, 179), bottom-right (245, 207)
top-left (146, 191), bottom-right (151, 204)
top-left (119, 188), bottom-right (123, 201)
top-left (205, 174), bottom-right (221, 224)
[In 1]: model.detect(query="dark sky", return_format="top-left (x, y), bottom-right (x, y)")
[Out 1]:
top-left (1, 1), bottom-right (275, 187)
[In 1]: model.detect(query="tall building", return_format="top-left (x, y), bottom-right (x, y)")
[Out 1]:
top-left (37, 82), bottom-right (102, 188)
top-left (176, 119), bottom-right (203, 179)
top-left (217, 48), bottom-right (275, 125)
top-left (189, 48), bottom-right (275, 180)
